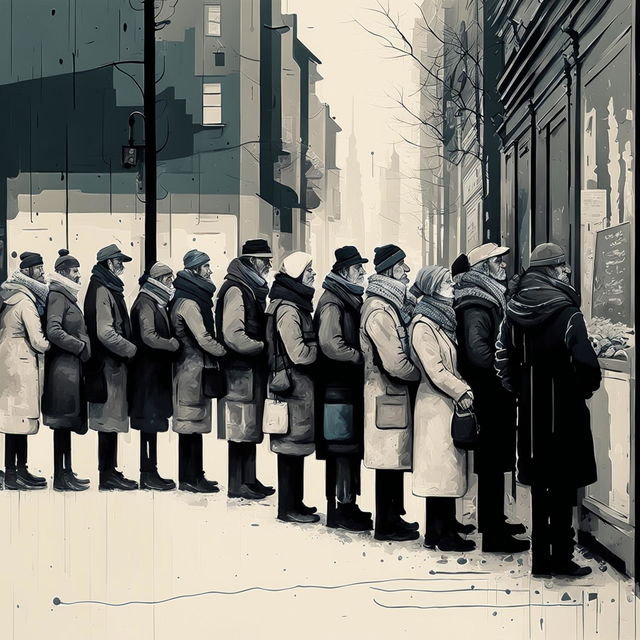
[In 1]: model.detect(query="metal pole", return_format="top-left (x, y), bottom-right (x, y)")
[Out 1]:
top-left (144, 0), bottom-right (157, 268)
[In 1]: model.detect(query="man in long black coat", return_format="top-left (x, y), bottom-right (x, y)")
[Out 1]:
top-left (496, 243), bottom-right (601, 577)
top-left (314, 246), bottom-right (373, 532)
top-left (454, 243), bottom-right (528, 553)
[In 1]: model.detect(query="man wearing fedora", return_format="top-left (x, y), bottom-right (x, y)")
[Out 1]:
top-left (496, 243), bottom-right (601, 577)
top-left (454, 243), bottom-right (528, 553)
top-left (315, 246), bottom-right (373, 532)
top-left (216, 239), bottom-right (275, 500)
top-left (84, 243), bottom-right (138, 490)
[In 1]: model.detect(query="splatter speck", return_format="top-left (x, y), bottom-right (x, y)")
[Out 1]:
top-left (470, 585), bottom-right (475, 590)
top-left (397, 556), bottom-right (402, 561)
top-left (534, 590), bottom-right (540, 595)
top-left (503, 555), bottom-right (514, 563)
top-left (457, 558), bottom-right (467, 565)
top-left (505, 589), bottom-right (511, 595)
top-left (561, 593), bottom-right (571, 601)
top-left (540, 618), bottom-right (544, 630)
top-left (492, 611), bottom-right (497, 617)
top-left (53, 598), bottom-right (61, 606)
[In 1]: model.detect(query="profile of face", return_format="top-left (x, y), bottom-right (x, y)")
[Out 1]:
top-left (437, 271), bottom-right (455, 299)
top-left (64, 267), bottom-right (81, 284)
top-left (108, 257), bottom-right (125, 276)
top-left (197, 262), bottom-right (213, 281)
top-left (553, 262), bottom-right (572, 284)
top-left (252, 257), bottom-right (272, 278)
top-left (159, 273), bottom-right (174, 287)
top-left (29, 265), bottom-right (46, 283)
top-left (392, 260), bottom-right (410, 285)
top-left (486, 256), bottom-right (507, 282)
top-left (302, 263), bottom-right (316, 287)
top-left (345, 264), bottom-right (366, 286)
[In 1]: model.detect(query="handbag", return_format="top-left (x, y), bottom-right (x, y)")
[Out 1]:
top-left (451, 407), bottom-right (480, 450)
top-left (262, 398), bottom-right (289, 434)
top-left (202, 362), bottom-right (227, 399)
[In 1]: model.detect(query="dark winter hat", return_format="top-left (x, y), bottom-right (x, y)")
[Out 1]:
top-left (96, 243), bottom-right (132, 263)
top-left (332, 246), bottom-right (368, 273)
top-left (374, 244), bottom-right (406, 273)
top-left (241, 239), bottom-right (273, 258)
top-left (529, 243), bottom-right (566, 267)
top-left (183, 249), bottom-right (210, 270)
top-left (451, 253), bottom-right (470, 277)
top-left (19, 251), bottom-right (44, 269)
top-left (54, 248), bottom-right (80, 271)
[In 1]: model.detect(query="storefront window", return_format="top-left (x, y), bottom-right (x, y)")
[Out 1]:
top-left (516, 140), bottom-right (531, 272)
top-left (548, 115), bottom-right (570, 258)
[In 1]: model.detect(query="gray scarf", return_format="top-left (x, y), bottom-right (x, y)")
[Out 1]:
top-left (366, 274), bottom-right (415, 325)
top-left (324, 271), bottom-right (365, 296)
top-left (3, 270), bottom-right (49, 316)
top-left (415, 293), bottom-right (457, 343)
top-left (141, 277), bottom-right (175, 307)
top-left (455, 269), bottom-right (507, 313)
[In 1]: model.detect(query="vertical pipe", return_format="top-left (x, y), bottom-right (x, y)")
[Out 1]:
top-left (144, 0), bottom-right (157, 268)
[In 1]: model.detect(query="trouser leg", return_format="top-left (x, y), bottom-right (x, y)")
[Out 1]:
top-left (277, 454), bottom-right (295, 517)
top-left (478, 471), bottom-right (505, 535)
top-left (550, 486), bottom-right (577, 567)
top-left (16, 435), bottom-right (27, 468)
top-left (292, 456), bottom-right (304, 507)
top-left (98, 432), bottom-right (116, 472)
top-left (531, 484), bottom-right (552, 571)
top-left (53, 431), bottom-right (66, 478)
top-left (426, 497), bottom-right (451, 537)
top-left (178, 434), bottom-right (190, 483)
top-left (242, 443), bottom-right (257, 485)
top-left (4, 435), bottom-right (17, 471)
top-left (140, 432), bottom-right (157, 473)
top-left (192, 434), bottom-right (203, 479)
top-left (335, 455), bottom-right (356, 505)
top-left (228, 441), bottom-right (243, 493)
top-left (326, 455), bottom-right (337, 518)
top-left (375, 470), bottom-right (395, 531)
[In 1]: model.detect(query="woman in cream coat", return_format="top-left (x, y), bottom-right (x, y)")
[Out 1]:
top-left (409, 266), bottom-right (476, 552)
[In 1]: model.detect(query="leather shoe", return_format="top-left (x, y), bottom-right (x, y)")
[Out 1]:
top-left (54, 473), bottom-right (89, 492)
top-left (17, 466), bottom-right (46, 487)
top-left (425, 531), bottom-right (476, 552)
top-left (503, 521), bottom-right (527, 535)
top-left (99, 471), bottom-right (138, 491)
top-left (251, 479), bottom-right (275, 496)
top-left (5, 469), bottom-right (45, 490)
top-left (394, 516), bottom-right (420, 531)
top-left (327, 504), bottom-right (373, 532)
top-left (66, 470), bottom-right (90, 485)
top-left (455, 520), bottom-right (477, 535)
top-left (278, 511), bottom-right (320, 524)
top-left (552, 560), bottom-right (592, 578)
top-left (375, 528), bottom-right (420, 542)
top-left (345, 503), bottom-right (373, 521)
top-left (179, 476), bottom-right (220, 493)
top-left (228, 484), bottom-right (266, 500)
top-left (140, 471), bottom-right (176, 491)
top-left (296, 502), bottom-right (317, 515)
top-left (482, 534), bottom-right (530, 553)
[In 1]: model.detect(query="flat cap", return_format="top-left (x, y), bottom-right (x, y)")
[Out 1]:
top-left (467, 242), bottom-right (509, 267)
top-left (97, 243), bottom-right (132, 263)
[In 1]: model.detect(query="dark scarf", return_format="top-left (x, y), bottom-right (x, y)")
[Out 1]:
top-left (89, 263), bottom-right (129, 331)
top-left (323, 271), bottom-right (363, 311)
top-left (269, 272), bottom-right (315, 312)
top-left (225, 258), bottom-right (269, 310)
top-left (415, 293), bottom-right (458, 343)
top-left (172, 269), bottom-right (217, 336)
top-left (455, 269), bottom-right (507, 313)
top-left (507, 270), bottom-right (581, 327)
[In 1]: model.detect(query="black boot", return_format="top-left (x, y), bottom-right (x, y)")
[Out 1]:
top-left (140, 470), bottom-right (176, 491)
top-left (15, 435), bottom-right (45, 487)
top-left (291, 456), bottom-right (316, 514)
top-left (327, 502), bottom-right (373, 532)
top-left (243, 442), bottom-right (275, 496)
top-left (5, 469), bottom-right (43, 491)
top-left (228, 442), bottom-right (263, 499)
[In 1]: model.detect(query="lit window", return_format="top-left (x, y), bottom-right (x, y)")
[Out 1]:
top-left (203, 83), bottom-right (222, 125)
top-left (206, 5), bottom-right (221, 36)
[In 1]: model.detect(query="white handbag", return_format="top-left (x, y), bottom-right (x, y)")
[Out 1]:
top-left (262, 399), bottom-right (289, 435)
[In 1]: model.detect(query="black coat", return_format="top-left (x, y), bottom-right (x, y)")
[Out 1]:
top-left (42, 282), bottom-right (90, 433)
top-left (128, 291), bottom-right (177, 432)
top-left (496, 293), bottom-right (601, 489)
top-left (313, 286), bottom-right (364, 459)
top-left (454, 295), bottom-right (516, 473)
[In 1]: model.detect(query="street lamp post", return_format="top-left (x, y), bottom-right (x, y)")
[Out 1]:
top-left (143, 0), bottom-right (157, 268)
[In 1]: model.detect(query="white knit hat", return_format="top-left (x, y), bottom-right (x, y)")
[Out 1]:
top-left (280, 252), bottom-right (313, 279)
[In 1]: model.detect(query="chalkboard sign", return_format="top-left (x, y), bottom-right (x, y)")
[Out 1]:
top-left (592, 222), bottom-right (631, 325)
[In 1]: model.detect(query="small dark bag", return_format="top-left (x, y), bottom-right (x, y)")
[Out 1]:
top-left (202, 361), bottom-right (227, 399)
top-left (451, 407), bottom-right (480, 450)
top-left (268, 303), bottom-right (294, 396)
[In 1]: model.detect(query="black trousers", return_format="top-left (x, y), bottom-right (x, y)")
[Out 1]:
top-left (425, 496), bottom-right (456, 536)
top-left (53, 430), bottom-right (72, 476)
top-left (531, 484), bottom-right (577, 569)
top-left (374, 469), bottom-right (405, 531)
top-left (326, 454), bottom-right (361, 506)
top-left (98, 432), bottom-right (118, 472)
top-left (140, 432), bottom-right (158, 473)
top-left (4, 434), bottom-right (28, 471)
top-left (477, 471), bottom-right (506, 534)
top-left (277, 454), bottom-right (305, 517)
top-left (228, 442), bottom-right (258, 491)
top-left (178, 433), bottom-right (204, 483)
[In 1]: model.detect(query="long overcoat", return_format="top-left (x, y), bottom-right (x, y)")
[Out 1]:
top-left (410, 315), bottom-right (471, 497)
top-left (0, 284), bottom-right (49, 434)
top-left (454, 295), bottom-right (516, 473)
top-left (496, 305), bottom-right (601, 488)
top-left (42, 281), bottom-right (90, 432)
top-left (128, 291), bottom-right (177, 432)
top-left (360, 296), bottom-right (419, 470)
top-left (265, 300), bottom-right (317, 457)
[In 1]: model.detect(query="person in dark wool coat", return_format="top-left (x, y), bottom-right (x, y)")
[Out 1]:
top-left (314, 246), bottom-right (373, 532)
top-left (129, 261), bottom-right (180, 491)
top-left (454, 242), bottom-right (528, 553)
top-left (496, 243), bottom-right (601, 578)
top-left (84, 244), bottom-right (138, 491)
top-left (171, 250), bottom-right (227, 493)
top-left (216, 239), bottom-right (275, 501)
top-left (43, 249), bottom-right (91, 491)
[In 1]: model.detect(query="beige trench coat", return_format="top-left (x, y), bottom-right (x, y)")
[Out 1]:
top-left (410, 315), bottom-right (471, 498)
top-left (0, 284), bottom-right (50, 434)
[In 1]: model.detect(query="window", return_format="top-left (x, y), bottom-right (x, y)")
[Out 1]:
top-left (206, 5), bottom-right (221, 36)
top-left (203, 83), bottom-right (222, 125)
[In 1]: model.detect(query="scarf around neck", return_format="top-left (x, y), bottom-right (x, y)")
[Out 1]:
top-left (455, 269), bottom-right (507, 312)
top-left (3, 270), bottom-right (49, 315)
top-left (48, 271), bottom-right (82, 301)
top-left (91, 263), bottom-right (125, 296)
top-left (366, 274), bottom-right (414, 325)
top-left (415, 293), bottom-right (458, 343)
top-left (141, 276), bottom-right (175, 307)
top-left (323, 271), bottom-right (364, 310)
top-left (269, 272), bottom-right (315, 313)
top-left (507, 270), bottom-right (580, 328)
top-left (225, 258), bottom-right (269, 310)
top-left (172, 269), bottom-right (217, 337)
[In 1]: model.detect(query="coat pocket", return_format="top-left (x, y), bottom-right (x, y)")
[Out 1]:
top-left (375, 388), bottom-right (409, 430)
top-left (226, 367), bottom-right (254, 402)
